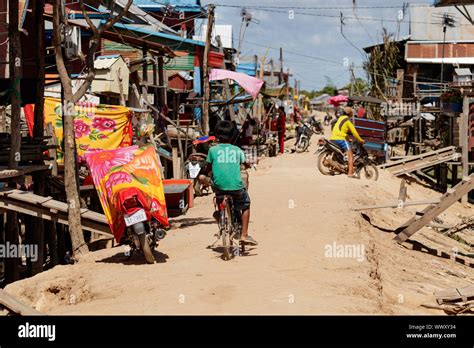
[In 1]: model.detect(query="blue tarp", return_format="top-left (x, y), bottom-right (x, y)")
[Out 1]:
top-left (236, 63), bottom-right (257, 77)
top-left (133, 0), bottom-right (203, 12)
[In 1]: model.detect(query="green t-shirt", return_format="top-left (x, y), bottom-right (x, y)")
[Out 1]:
top-left (206, 143), bottom-right (246, 191)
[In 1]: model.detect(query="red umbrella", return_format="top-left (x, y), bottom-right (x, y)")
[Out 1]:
top-left (327, 95), bottom-right (348, 107)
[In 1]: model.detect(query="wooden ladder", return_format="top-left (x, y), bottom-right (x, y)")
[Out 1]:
top-left (394, 174), bottom-right (474, 243)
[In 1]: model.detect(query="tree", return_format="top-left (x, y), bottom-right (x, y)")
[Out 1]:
top-left (52, 0), bottom-right (132, 257)
top-left (344, 78), bottom-right (369, 96)
top-left (363, 29), bottom-right (400, 101)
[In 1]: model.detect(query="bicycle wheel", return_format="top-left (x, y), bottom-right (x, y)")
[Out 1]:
top-left (222, 203), bottom-right (234, 261)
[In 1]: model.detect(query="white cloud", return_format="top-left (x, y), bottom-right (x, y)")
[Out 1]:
top-left (310, 34), bottom-right (322, 45)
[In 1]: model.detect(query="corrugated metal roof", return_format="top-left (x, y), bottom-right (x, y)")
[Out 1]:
top-left (178, 71), bottom-right (193, 80)
top-left (164, 54), bottom-right (195, 70)
top-left (455, 68), bottom-right (472, 75)
top-left (113, 23), bottom-right (205, 47)
top-left (94, 55), bottom-right (121, 69)
top-left (236, 63), bottom-right (256, 76)
top-left (407, 57), bottom-right (474, 64)
top-left (114, 0), bottom-right (176, 34)
top-left (133, 0), bottom-right (202, 12)
top-left (434, 0), bottom-right (474, 7)
top-left (410, 5), bottom-right (474, 41)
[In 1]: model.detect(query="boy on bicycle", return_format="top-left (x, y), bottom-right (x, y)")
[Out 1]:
top-left (205, 120), bottom-right (258, 246)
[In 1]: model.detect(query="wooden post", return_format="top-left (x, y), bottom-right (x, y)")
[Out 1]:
top-left (461, 94), bottom-right (470, 203)
top-left (152, 57), bottom-right (159, 110)
top-left (5, 211), bottom-right (19, 283)
top-left (172, 146), bottom-right (180, 179)
top-left (216, 35), bottom-right (236, 122)
top-left (270, 59), bottom-right (274, 84)
top-left (202, 4), bottom-right (215, 135)
top-left (142, 45), bottom-right (148, 100)
top-left (5, 0), bottom-right (22, 285)
top-left (9, 0), bottom-right (21, 169)
top-left (117, 69), bottom-right (126, 106)
top-left (257, 50), bottom-right (268, 121)
top-left (158, 56), bottom-right (167, 107)
top-left (279, 47), bottom-right (283, 85)
top-left (34, 0), bottom-right (45, 139)
top-left (397, 69), bottom-right (404, 103)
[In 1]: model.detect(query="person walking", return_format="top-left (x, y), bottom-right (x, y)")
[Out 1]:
top-left (277, 106), bottom-right (286, 154)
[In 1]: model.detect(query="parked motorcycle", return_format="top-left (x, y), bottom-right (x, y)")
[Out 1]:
top-left (309, 116), bottom-right (324, 135)
top-left (117, 188), bottom-right (167, 264)
top-left (295, 122), bottom-right (315, 153)
top-left (184, 136), bottom-right (215, 196)
top-left (316, 138), bottom-right (379, 180)
top-left (184, 152), bottom-right (210, 196)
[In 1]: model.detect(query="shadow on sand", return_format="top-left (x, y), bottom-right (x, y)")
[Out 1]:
top-left (96, 248), bottom-right (169, 265)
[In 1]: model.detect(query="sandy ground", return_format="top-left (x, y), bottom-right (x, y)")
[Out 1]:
top-left (4, 129), bottom-right (474, 315)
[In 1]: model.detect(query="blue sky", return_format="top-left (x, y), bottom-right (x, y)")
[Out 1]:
top-left (199, 0), bottom-right (434, 91)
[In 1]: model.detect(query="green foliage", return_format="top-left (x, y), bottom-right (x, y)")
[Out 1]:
top-left (343, 78), bottom-right (369, 95)
top-left (300, 85), bottom-right (338, 99)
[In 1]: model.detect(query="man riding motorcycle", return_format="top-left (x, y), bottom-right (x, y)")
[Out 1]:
top-left (330, 106), bottom-right (365, 178)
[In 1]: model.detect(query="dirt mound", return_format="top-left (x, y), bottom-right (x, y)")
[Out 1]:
top-left (7, 266), bottom-right (94, 313)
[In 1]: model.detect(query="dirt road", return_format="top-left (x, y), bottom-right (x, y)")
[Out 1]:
top-left (5, 136), bottom-right (474, 315)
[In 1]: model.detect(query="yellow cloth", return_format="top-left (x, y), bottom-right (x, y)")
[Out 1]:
top-left (330, 115), bottom-right (363, 142)
top-left (44, 97), bottom-right (132, 164)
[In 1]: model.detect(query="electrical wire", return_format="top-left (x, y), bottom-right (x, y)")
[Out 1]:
top-left (214, 4), bottom-right (472, 27)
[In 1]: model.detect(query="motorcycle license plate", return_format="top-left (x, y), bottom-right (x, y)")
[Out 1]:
top-left (124, 209), bottom-right (147, 227)
top-left (188, 163), bottom-right (201, 179)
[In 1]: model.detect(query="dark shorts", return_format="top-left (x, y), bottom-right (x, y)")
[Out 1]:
top-left (213, 187), bottom-right (251, 211)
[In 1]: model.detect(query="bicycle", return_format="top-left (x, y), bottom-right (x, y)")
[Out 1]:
top-left (212, 194), bottom-right (245, 261)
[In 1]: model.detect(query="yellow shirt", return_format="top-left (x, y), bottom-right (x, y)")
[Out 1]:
top-left (330, 115), bottom-right (364, 143)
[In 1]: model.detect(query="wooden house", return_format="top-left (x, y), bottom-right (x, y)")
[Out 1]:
top-left (91, 55), bottom-right (130, 99)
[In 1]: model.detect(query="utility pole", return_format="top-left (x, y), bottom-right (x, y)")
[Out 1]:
top-left (6, 0), bottom-right (22, 284)
top-left (9, 0), bottom-right (21, 170)
top-left (270, 59), bottom-right (274, 85)
top-left (349, 62), bottom-right (355, 96)
top-left (440, 14), bottom-right (455, 91)
top-left (461, 93), bottom-right (469, 203)
top-left (279, 47), bottom-right (283, 85)
top-left (202, 4), bottom-right (215, 135)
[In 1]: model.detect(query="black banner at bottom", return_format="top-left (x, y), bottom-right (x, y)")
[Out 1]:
top-left (0, 315), bottom-right (473, 346)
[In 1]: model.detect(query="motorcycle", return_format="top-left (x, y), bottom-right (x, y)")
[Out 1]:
top-left (117, 188), bottom-right (167, 264)
top-left (295, 122), bottom-right (314, 153)
top-left (309, 116), bottom-right (324, 135)
top-left (316, 138), bottom-right (379, 180)
top-left (184, 152), bottom-right (210, 196)
top-left (184, 136), bottom-right (215, 196)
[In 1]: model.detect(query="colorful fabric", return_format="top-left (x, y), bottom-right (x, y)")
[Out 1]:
top-left (43, 98), bottom-right (133, 164)
top-left (209, 69), bottom-right (264, 99)
top-left (85, 144), bottom-right (169, 241)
